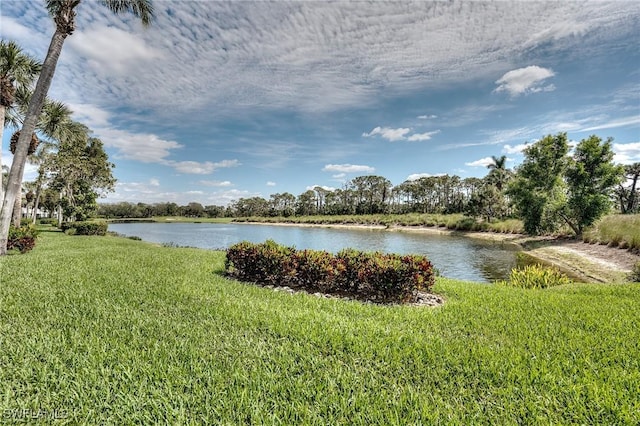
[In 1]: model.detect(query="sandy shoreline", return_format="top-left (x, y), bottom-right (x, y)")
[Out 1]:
top-left (239, 221), bottom-right (638, 283)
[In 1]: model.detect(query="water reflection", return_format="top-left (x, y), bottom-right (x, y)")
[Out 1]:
top-left (108, 222), bottom-right (521, 283)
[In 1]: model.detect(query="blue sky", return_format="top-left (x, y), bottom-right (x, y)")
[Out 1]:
top-left (2, 1), bottom-right (639, 206)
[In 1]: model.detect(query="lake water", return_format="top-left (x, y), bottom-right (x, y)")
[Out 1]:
top-left (108, 222), bottom-right (521, 282)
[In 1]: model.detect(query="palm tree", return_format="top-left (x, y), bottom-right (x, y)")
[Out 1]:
top-left (6, 88), bottom-right (76, 226)
top-left (486, 155), bottom-right (510, 191)
top-left (0, 40), bottom-right (42, 202)
top-left (0, 0), bottom-right (154, 255)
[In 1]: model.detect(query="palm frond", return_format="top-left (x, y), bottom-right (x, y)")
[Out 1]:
top-left (101, 0), bottom-right (154, 26)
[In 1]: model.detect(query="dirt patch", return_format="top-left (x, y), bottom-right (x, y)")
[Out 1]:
top-left (521, 238), bottom-right (638, 283)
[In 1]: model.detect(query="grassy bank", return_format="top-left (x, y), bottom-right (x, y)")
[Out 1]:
top-left (583, 214), bottom-right (640, 251)
top-left (234, 213), bottom-right (525, 234)
top-left (1, 231), bottom-right (638, 424)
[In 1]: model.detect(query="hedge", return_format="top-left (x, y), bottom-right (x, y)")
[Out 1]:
top-left (225, 240), bottom-right (435, 304)
top-left (60, 221), bottom-right (108, 236)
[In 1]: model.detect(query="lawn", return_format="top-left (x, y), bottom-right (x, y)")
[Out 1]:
top-left (1, 229), bottom-right (638, 424)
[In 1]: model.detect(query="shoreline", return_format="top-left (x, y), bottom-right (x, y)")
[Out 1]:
top-left (238, 221), bottom-right (638, 283)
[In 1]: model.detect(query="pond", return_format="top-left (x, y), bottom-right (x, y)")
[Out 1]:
top-left (108, 222), bottom-right (522, 283)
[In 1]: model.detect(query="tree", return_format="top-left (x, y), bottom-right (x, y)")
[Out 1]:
top-left (0, 40), bottom-right (42, 202)
top-left (563, 136), bottom-right (623, 235)
top-left (486, 154), bottom-right (512, 192)
top-left (1, 0), bottom-right (154, 254)
top-left (507, 133), bottom-right (570, 235)
top-left (508, 133), bottom-right (623, 236)
top-left (616, 162), bottom-right (640, 213)
top-left (47, 124), bottom-right (116, 223)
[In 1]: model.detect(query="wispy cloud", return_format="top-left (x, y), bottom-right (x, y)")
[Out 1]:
top-left (198, 180), bottom-right (233, 187)
top-left (363, 126), bottom-right (439, 142)
top-left (363, 127), bottom-right (411, 142)
top-left (465, 157), bottom-right (495, 167)
top-left (166, 159), bottom-right (240, 175)
top-left (322, 164), bottom-right (375, 173)
top-left (494, 66), bottom-right (556, 97)
top-left (580, 115), bottom-right (640, 132)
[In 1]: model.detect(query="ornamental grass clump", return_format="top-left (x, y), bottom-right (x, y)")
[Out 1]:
top-left (225, 240), bottom-right (435, 303)
top-left (498, 264), bottom-right (572, 289)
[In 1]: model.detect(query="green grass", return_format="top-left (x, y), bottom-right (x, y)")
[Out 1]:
top-left (583, 213), bottom-right (640, 251)
top-left (1, 231), bottom-right (639, 424)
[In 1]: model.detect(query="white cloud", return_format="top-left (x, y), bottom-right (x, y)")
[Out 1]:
top-left (407, 130), bottom-right (440, 142)
top-left (613, 142), bottom-right (640, 165)
top-left (406, 173), bottom-right (445, 181)
top-left (5, 1), bottom-right (636, 118)
top-left (494, 66), bottom-right (556, 97)
top-left (417, 114), bottom-right (437, 119)
top-left (363, 126), bottom-right (411, 142)
top-left (198, 180), bottom-right (233, 187)
top-left (502, 143), bottom-right (529, 154)
top-left (266, 181), bottom-right (276, 186)
top-left (167, 159), bottom-right (240, 175)
top-left (332, 173), bottom-right (346, 179)
top-left (306, 185), bottom-right (336, 191)
top-left (149, 178), bottom-right (160, 187)
top-left (465, 157), bottom-right (495, 167)
top-left (363, 126), bottom-right (439, 142)
top-left (67, 103), bottom-right (111, 128)
top-left (98, 128), bottom-right (183, 163)
top-left (322, 164), bottom-right (375, 173)
top-left (67, 26), bottom-right (163, 74)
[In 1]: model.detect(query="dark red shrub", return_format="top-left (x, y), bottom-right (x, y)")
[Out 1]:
top-left (225, 241), bottom-right (435, 304)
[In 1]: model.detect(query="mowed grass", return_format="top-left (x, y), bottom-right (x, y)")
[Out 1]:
top-left (1, 230), bottom-right (639, 424)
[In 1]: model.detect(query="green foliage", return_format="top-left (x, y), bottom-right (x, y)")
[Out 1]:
top-left (565, 136), bottom-right (624, 235)
top-left (508, 133), bottom-right (570, 235)
top-left (498, 264), bottom-right (573, 289)
top-left (509, 133), bottom-right (623, 236)
top-left (37, 217), bottom-right (58, 225)
top-left (61, 220), bottom-right (108, 236)
top-left (225, 240), bottom-right (435, 303)
top-left (7, 224), bottom-right (38, 253)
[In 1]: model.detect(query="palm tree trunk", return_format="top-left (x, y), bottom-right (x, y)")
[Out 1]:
top-left (12, 196), bottom-right (22, 227)
top-left (0, 105), bottom-right (5, 203)
top-left (0, 31), bottom-right (68, 255)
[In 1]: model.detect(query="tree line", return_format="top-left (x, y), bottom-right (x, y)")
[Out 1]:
top-left (99, 133), bottom-right (639, 237)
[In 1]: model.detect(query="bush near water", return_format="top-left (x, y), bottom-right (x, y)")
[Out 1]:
top-left (60, 220), bottom-right (108, 236)
top-left (225, 240), bottom-right (435, 303)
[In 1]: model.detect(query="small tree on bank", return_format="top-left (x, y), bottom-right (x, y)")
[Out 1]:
top-left (508, 133), bottom-right (623, 236)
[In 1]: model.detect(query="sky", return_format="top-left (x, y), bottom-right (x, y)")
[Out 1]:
top-left (1, 0), bottom-right (639, 206)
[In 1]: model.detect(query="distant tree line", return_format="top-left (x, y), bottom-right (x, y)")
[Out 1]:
top-left (97, 133), bottom-right (638, 236)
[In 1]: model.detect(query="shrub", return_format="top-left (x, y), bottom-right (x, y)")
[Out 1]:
top-left (61, 221), bottom-right (108, 236)
top-left (497, 265), bottom-right (572, 289)
top-left (7, 225), bottom-right (39, 253)
top-left (38, 218), bottom-right (58, 226)
top-left (225, 241), bottom-right (435, 304)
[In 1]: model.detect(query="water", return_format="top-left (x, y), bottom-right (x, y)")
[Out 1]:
top-left (108, 222), bottom-right (521, 282)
